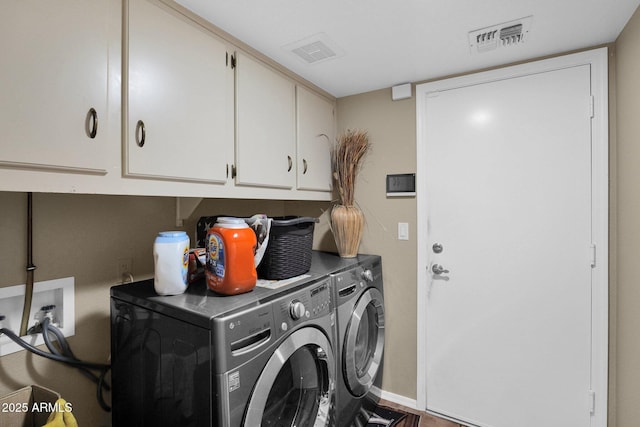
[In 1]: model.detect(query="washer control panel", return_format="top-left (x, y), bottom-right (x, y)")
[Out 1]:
top-left (275, 279), bottom-right (332, 333)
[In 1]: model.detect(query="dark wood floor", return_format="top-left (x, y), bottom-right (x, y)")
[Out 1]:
top-left (379, 399), bottom-right (464, 427)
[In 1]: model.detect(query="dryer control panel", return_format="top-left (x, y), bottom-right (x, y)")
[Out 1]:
top-left (332, 259), bottom-right (383, 308)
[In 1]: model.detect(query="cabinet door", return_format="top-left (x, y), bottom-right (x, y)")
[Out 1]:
top-left (126, 0), bottom-right (232, 183)
top-left (235, 52), bottom-right (296, 189)
top-left (296, 86), bottom-right (334, 192)
top-left (0, 0), bottom-right (109, 174)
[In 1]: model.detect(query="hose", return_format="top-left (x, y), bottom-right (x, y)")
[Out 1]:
top-left (42, 318), bottom-right (112, 412)
top-left (0, 326), bottom-right (108, 370)
top-left (19, 192), bottom-right (36, 336)
top-left (0, 321), bottom-right (112, 412)
top-left (41, 318), bottom-right (111, 392)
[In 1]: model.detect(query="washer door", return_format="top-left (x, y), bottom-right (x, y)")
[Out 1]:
top-left (343, 287), bottom-right (385, 397)
top-left (244, 327), bottom-right (335, 427)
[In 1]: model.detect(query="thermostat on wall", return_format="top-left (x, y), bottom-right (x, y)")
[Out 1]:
top-left (386, 173), bottom-right (416, 197)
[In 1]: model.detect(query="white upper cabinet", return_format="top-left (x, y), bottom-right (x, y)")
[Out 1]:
top-left (296, 86), bottom-right (335, 192)
top-left (0, 0), bottom-right (109, 175)
top-left (235, 52), bottom-right (296, 189)
top-left (0, 0), bottom-right (333, 200)
top-left (125, 0), bottom-right (233, 183)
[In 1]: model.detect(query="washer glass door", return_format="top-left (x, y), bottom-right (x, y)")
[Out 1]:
top-left (244, 327), bottom-right (335, 427)
top-left (344, 287), bottom-right (385, 397)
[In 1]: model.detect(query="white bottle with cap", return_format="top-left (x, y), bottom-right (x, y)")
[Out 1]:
top-left (153, 231), bottom-right (190, 295)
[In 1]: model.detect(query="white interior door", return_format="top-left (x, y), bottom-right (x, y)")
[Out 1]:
top-left (416, 50), bottom-right (608, 427)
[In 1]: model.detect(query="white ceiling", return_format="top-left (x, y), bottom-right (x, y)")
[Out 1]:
top-left (176, 0), bottom-right (640, 98)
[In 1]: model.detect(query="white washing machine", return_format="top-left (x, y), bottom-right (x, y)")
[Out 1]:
top-left (315, 254), bottom-right (385, 427)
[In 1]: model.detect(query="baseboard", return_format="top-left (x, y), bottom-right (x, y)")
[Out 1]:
top-left (377, 388), bottom-right (419, 412)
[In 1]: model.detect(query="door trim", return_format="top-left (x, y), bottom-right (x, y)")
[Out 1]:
top-left (415, 47), bottom-right (609, 427)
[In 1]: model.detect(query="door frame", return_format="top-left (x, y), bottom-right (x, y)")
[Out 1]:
top-left (415, 47), bottom-right (609, 426)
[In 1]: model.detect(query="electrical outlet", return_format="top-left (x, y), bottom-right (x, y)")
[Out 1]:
top-left (116, 257), bottom-right (133, 283)
top-left (0, 277), bottom-right (75, 356)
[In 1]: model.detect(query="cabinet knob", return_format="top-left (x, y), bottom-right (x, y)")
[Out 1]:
top-left (135, 120), bottom-right (146, 147)
top-left (86, 108), bottom-right (98, 139)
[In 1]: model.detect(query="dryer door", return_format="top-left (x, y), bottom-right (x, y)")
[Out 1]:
top-left (344, 287), bottom-right (385, 397)
top-left (244, 327), bottom-right (335, 427)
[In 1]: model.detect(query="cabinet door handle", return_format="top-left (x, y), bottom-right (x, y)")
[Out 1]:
top-left (287, 155), bottom-right (292, 172)
top-left (135, 120), bottom-right (146, 147)
top-left (231, 164), bottom-right (237, 178)
top-left (86, 108), bottom-right (98, 139)
top-left (303, 159), bottom-right (308, 174)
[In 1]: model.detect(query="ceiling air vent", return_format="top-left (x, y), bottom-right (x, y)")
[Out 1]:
top-left (284, 33), bottom-right (345, 65)
top-left (292, 41), bottom-right (336, 63)
top-left (468, 16), bottom-right (532, 54)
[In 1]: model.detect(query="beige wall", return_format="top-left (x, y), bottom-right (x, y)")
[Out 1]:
top-left (0, 192), bottom-right (330, 426)
top-left (182, 198), bottom-right (334, 251)
top-left (0, 192), bottom-right (178, 426)
top-left (614, 6), bottom-right (640, 427)
top-left (337, 90), bottom-right (418, 398)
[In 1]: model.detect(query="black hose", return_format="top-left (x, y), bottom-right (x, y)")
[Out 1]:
top-left (0, 323), bottom-right (112, 412)
top-left (0, 326), bottom-right (108, 370)
top-left (96, 366), bottom-right (112, 412)
top-left (42, 319), bottom-right (73, 356)
top-left (41, 318), bottom-right (110, 391)
top-left (40, 318), bottom-right (112, 412)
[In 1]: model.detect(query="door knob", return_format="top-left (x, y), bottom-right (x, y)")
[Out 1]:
top-left (431, 264), bottom-right (449, 275)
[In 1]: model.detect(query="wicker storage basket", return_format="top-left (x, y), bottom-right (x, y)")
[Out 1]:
top-left (258, 216), bottom-right (318, 280)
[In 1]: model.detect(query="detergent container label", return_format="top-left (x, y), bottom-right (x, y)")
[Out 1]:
top-left (153, 231), bottom-right (190, 296)
top-left (181, 245), bottom-right (189, 284)
top-left (207, 233), bottom-right (226, 281)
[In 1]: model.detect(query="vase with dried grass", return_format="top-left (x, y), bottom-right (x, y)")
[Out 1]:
top-left (331, 129), bottom-right (370, 258)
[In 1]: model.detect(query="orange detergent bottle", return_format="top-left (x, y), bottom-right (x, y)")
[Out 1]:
top-left (205, 217), bottom-right (257, 295)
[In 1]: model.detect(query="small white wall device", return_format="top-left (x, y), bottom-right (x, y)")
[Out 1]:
top-left (391, 83), bottom-right (412, 101)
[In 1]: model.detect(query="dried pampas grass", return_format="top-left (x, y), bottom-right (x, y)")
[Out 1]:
top-left (332, 129), bottom-right (370, 206)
